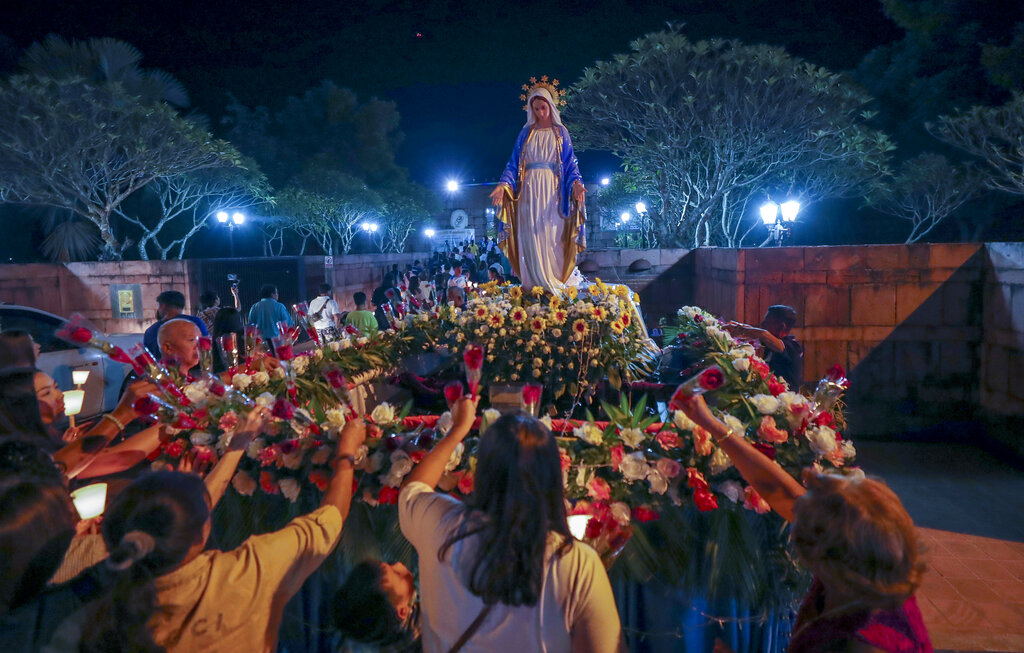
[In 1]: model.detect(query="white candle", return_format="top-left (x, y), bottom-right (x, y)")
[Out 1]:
top-left (567, 514), bottom-right (591, 541)
top-left (63, 390), bottom-right (85, 416)
top-left (71, 483), bottom-right (108, 520)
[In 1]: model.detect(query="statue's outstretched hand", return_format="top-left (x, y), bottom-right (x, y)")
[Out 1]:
top-left (572, 180), bottom-right (586, 205)
top-left (488, 184), bottom-right (506, 207)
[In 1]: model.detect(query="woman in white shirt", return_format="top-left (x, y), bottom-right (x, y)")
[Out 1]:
top-left (398, 398), bottom-right (624, 653)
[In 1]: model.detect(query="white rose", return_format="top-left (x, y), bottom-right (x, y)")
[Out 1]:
top-left (732, 357), bottom-right (750, 372)
top-left (619, 427), bottom-right (645, 449)
top-left (150, 460), bottom-right (169, 472)
top-left (328, 341), bottom-right (341, 352)
top-left (436, 411), bottom-right (453, 434)
top-left (279, 478), bottom-right (301, 502)
top-left (281, 451), bottom-right (303, 470)
top-left (717, 480), bottom-right (744, 503)
top-left (722, 414), bottom-right (745, 436)
top-left (368, 451), bottom-right (385, 473)
top-left (445, 442), bottom-right (465, 472)
top-left (324, 409), bottom-right (347, 430)
top-left (232, 471), bottom-right (257, 496)
top-left (729, 345), bottom-right (756, 359)
top-left (619, 452), bottom-right (649, 482)
top-left (231, 373), bottom-right (252, 391)
top-left (255, 392), bottom-right (276, 408)
top-left (778, 391), bottom-right (807, 415)
top-left (840, 440), bottom-right (856, 460)
top-left (371, 403), bottom-right (396, 425)
top-left (311, 349), bottom-right (323, 362)
top-left (216, 432), bottom-right (233, 453)
top-left (573, 423), bottom-right (604, 446)
top-left (749, 394), bottom-right (781, 415)
top-left (357, 336), bottom-right (369, 346)
top-left (389, 450), bottom-right (414, 478)
top-left (271, 367), bottom-right (287, 380)
top-left (353, 444), bottom-right (369, 468)
top-left (247, 437), bottom-right (265, 459)
top-left (480, 408), bottom-right (501, 432)
top-left (252, 371), bottom-right (270, 386)
top-left (673, 410), bottom-right (696, 431)
top-left (610, 502), bottom-right (632, 525)
top-left (190, 431), bottom-right (213, 446)
top-left (709, 447), bottom-right (733, 475)
top-left (292, 356), bottom-right (309, 375)
top-left (184, 382), bottom-right (208, 405)
top-left (806, 425), bottom-right (839, 456)
top-left (647, 469), bottom-right (669, 495)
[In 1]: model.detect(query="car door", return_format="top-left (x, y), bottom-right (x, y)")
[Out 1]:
top-left (0, 308), bottom-right (107, 419)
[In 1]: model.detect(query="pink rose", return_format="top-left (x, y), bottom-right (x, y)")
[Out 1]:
top-left (757, 416), bottom-right (789, 444)
top-left (655, 430), bottom-right (680, 450)
top-left (587, 477), bottom-right (612, 502)
top-left (656, 458), bottom-right (682, 479)
top-left (609, 444), bottom-right (625, 470)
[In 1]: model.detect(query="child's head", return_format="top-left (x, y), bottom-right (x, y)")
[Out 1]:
top-left (334, 559), bottom-right (417, 646)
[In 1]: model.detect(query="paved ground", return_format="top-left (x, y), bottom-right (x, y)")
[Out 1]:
top-left (855, 442), bottom-right (1024, 652)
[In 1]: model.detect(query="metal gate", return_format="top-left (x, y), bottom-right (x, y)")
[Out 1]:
top-left (191, 257), bottom-right (314, 319)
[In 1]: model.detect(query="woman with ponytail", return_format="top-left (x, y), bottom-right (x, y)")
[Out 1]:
top-left (398, 398), bottom-right (624, 653)
top-left (676, 395), bottom-right (932, 653)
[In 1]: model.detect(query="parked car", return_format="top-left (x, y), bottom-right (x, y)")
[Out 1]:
top-left (0, 304), bottom-right (141, 420)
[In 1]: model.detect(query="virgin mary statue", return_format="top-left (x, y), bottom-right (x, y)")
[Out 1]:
top-left (489, 78), bottom-right (587, 292)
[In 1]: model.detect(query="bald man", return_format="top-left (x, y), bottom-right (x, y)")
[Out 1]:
top-left (157, 318), bottom-right (201, 375)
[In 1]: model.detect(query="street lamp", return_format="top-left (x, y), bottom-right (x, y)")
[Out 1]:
top-left (361, 222), bottom-right (378, 233)
top-left (780, 201), bottom-right (801, 222)
top-left (619, 211), bottom-right (631, 223)
top-left (635, 201), bottom-right (647, 214)
top-left (445, 179), bottom-right (460, 193)
top-left (759, 202), bottom-right (779, 225)
top-left (760, 200), bottom-right (800, 246)
top-left (214, 210), bottom-right (245, 256)
top-left (424, 228), bottom-right (436, 238)
top-left (600, 177), bottom-right (610, 186)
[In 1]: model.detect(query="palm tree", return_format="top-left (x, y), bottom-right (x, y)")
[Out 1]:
top-left (19, 35), bottom-right (189, 107)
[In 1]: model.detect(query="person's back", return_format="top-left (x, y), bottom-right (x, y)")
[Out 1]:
top-left (345, 292), bottom-right (378, 336)
top-left (248, 284), bottom-right (291, 341)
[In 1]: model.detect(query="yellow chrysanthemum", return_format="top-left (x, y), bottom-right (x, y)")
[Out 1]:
top-left (475, 306), bottom-right (488, 319)
top-left (614, 285), bottom-right (630, 298)
top-left (531, 286), bottom-right (545, 297)
top-left (620, 313), bottom-right (631, 328)
top-left (530, 317), bottom-right (546, 334)
top-left (488, 313), bottom-right (505, 328)
top-left (592, 306), bottom-right (608, 321)
top-left (548, 295), bottom-right (561, 308)
top-left (508, 286), bottom-right (523, 300)
top-left (510, 307), bottom-right (528, 323)
top-left (550, 308), bottom-right (568, 324)
top-left (572, 319), bottom-right (588, 335)
top-left (565, 286), bottom-right (579, 301)
top-left (610, 320), bottom-right (625, 334)
top-left (588, 284), bottom-right (602, 297)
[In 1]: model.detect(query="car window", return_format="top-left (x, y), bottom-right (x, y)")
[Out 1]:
top-left (0, 308), bottom-right (75, 353)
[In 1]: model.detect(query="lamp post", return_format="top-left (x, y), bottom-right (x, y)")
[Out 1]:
top-left (600, 177), bottom-right (610, 186)
top-left (215, 210), bottom-right (246, 257)
top-left (759, 200), bottom-right (800, 246)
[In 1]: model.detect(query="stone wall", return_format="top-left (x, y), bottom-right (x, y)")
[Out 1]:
top-left (314, 252), bottom-right (429, 311)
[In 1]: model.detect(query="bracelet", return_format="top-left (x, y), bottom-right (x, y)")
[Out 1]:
top-left (713, 429), bottom-right (735, 445)
top-left (101, 412), bottom-right (126, 431)
top-left (334, 454), bottom-right (356, 468)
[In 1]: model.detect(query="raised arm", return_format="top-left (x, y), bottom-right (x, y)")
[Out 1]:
top-left (202, 407), bottom-right (269, 507)
top-left (404, 396), bottom-right (478, 489)
top-left (725, 322), bottom-right (784, 353)
top-left (677, 395), bottom-right (805, 522)
top-left (320, 419), bottom-right (367, 521)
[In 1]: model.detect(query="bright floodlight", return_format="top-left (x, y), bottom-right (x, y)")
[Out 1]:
top-left (760, 202), bottom-right (779, 225)
top-left (619, 212), bottom-right (631, 223)
top-left (369, 223), bottom-right (379, 232)
top-left (600, 177), bottom-right (610, 186)
top-left (445, 179), bottom-right (460, 193)
top-left (425, 228), bottom-right (436, 237)
top-left (361, 222), bottom-right (370, 231)
top-left (216, 211), bottom-right (229, 223)
top-left (635, 201), bottom-right (647, 214)
top-left (231, 212), bottom-right (245, 225)
top-left (780, 201), bottom-right (801, 222)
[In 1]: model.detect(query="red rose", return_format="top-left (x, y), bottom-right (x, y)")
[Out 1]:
top-left (633, 505), bottom-right (660, 523)
top-left (825, 364), bottom-right (848, 382)
top-left (584, 515), bottom-right (604, 540)
top-left (173, 414), bottom-right (198, 430)
top-left (655, 430), bottom-right (680, 450)
top-left (699, 368), bottom-right (724, 390)
top-left (271, 397), bottom-right (295, 421)
top-left (443, 380), bottom-right (464, 405)
top-left (753, 443), bottom-right (776, 460)
top-left (107, 346), bottom-right (132, 366)
top-left (133, 396), bottom-right (160, 416)
top-left (198, 336), bottom-right (212, 352)
top-left (668, 385), bottom-right (691, 412)
top-left (522, 383), bottom-right (542, 406)
top-left (164, 440), bottom-right (185, 458)
top-left (609, 444), bottom-right (624, 471)
top-left (275, 344), bottom-right (294, 361)
top-left (260, 471), bottom-right (280, 494)
top-left (68, 326), bottom-right (93, 344)
top-left (463, 344), bottom-right (484, 371)
top-left (309, 470), bottom-right (330, 491)
top-left (750, 359), bottom-right (770, 379)
top-left (345, 325), bottom-right (359, 335)
top-left (280, 438), bottom-right (300, 454)
top-left (814, 411), bottom-right (834, 427)
top-left (378, 486), bottom-right (399, 505)
top-left (767, 376), bottom-right (787, 396)
top-left (457, 472), bottom-right (474, 495)
top-left (325, 369), bottom-right (346, 389)
top-left (559, 448), bottom-right (572, 471)
top-left (694, 314), bottom-right (704, 323)
top-left (410, 450), bottom-right (426, 463)
top-left (694, 488), bottom-right (719, 512)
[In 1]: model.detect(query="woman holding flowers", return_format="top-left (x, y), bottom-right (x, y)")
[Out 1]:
top-left (398, 398), bottom-right (624, 653)
top-left (676, 395), bottom-right (932, 653)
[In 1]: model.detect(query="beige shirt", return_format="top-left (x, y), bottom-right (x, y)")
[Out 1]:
top-left (399, 481), bottom-right (622, 653)
top-left (149, 505), bottom-right (343, 653)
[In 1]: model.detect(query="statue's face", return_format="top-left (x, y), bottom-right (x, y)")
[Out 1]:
top-left (531, 97), bottom-right (551, 122)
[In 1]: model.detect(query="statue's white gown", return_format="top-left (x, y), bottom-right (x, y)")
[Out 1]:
top-left (517, 128), bottom-right (568, 291)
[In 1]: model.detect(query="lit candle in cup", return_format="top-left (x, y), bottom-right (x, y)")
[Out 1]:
top-left (63, 389), bottom-right (85, 428)
top-left (71, 483), bottom-right (108, 520)
top-left (567, 514), bottom-right (591, 541)
top-left (72, 369), bottom-right (90, 387)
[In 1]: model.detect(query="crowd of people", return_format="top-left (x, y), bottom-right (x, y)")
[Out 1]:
top-left (0, 278), bottom-right (933, 652)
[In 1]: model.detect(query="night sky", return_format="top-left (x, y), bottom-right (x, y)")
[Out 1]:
top-left (3, 0), bottom-right (903, 190)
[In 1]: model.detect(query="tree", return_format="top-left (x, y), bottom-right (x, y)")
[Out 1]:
top-left (271, 171), bottom-right (381, 256)
top-left (869, 153), bottom-right (982, 243)
top-left (377, 183), bottom-right (438, 253)
top-left (930, 94), bottom-right (1024, 197)
top-left (0, 77), bottom-right (240, 259)
top-left (115, 164), bottom-right (272, 260)
top-left (19, 35), bottom-right (189, 107)
top-left (591, 173), bottom-right (659, 248)
top-left (567, 28), bottom-right (894, 248)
